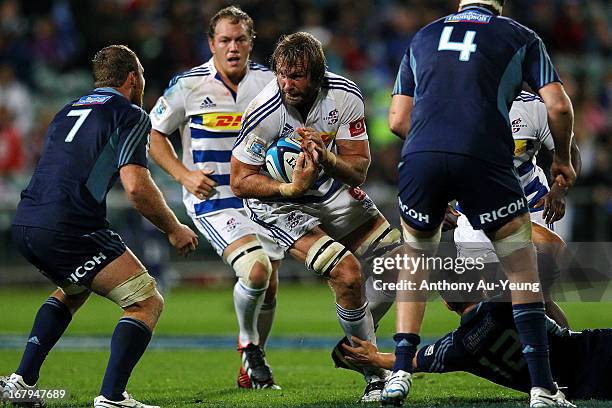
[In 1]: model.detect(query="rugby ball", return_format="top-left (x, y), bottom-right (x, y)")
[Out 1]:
top-left (265, 136), bottom-right (302, 183)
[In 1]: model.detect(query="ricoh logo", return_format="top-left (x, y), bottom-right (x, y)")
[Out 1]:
top-left (398, 198), bottom-right (430, 224)
top-left (479, 198), bottom-right (526, 224)
top-left (68, 252), bottom-right (107, 283)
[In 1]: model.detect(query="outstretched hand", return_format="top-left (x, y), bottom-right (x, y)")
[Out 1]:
top-left (341, 336), bottom-right (379, 369)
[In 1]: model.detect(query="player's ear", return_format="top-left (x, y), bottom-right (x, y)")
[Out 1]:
top-left (126, 71), bottom-right (136, 88)
top-left (208, 37), bottom-right (215, 54)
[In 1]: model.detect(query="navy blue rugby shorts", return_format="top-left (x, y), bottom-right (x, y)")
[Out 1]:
top-left (12, 225), bottom-right (127, 288)
top-left (398, 152), bottom-right (528, 232)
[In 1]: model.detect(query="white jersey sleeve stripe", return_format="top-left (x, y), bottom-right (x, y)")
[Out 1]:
top-left (322, 84), bottom-right (364, 102)
top-left (235, 92), bottom-right (282, 147)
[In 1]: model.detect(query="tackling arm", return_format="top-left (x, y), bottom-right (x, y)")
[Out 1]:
top-left (341, 336), bottom-right (418, 372)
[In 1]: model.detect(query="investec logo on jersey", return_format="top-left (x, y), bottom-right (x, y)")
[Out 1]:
top-left (479, 198), bottom-right (527, 225)
top-left (68, 252), bottom-right (107, 283)
top-left (201, 112), bottom-right (243, 131)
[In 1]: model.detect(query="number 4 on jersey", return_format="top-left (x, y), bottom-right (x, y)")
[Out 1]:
top-left (438, 26), bottom-right (477, 62)
top-left (65, 109), bottom-right (92, 142)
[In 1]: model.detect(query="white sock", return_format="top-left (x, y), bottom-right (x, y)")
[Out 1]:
top-left (336, 302), bottom-right (382, 380)
top-left (364, 275), bottom-right (395, 326)
top-left (257, 299), bottom-right (276, 349)
top-left (233, 281), bottom-right (266, 347)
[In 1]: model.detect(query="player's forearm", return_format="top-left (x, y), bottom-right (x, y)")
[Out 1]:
top-left (389, 115), bottom-right (410, 140)
top-left (548, 109), bottom-right (574, 164)
top-left (149, 130), bottom-right (190, 184)
top-left (388, 94), bottom-right (413, 139)
top-left (323, 155), bottom-right (370, 187)
top-left (540, 85), bottom-right (574, 164)
top-left (231, 172), bottom-right (287, 199)
top-left (375, 352), bottom-right (395, 370)
top-left (126, 176), bottom-right (181, 234)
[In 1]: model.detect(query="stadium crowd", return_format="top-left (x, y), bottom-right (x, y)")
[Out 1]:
top-left (0, 0), bottom-right (609, 241)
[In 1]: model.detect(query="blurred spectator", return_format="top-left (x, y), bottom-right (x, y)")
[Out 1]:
top-left (0, 63), bottom-right (31, 138)
top-left (0, 104), bottom-right (23, 174)
top-left (0, 0), bottom-right (607, 241)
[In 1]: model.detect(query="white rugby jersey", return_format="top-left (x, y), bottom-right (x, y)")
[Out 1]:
top-left (232, 71), bottom-right (368, 203)
top-left (510, 91), bottom-right (555, 209)
top-left (150, 59), bottom-right (274, 217)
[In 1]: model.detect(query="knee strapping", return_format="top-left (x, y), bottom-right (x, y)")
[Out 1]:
top-left (402, 225), bottom-right (441, 252)
top-left (354, 220), bottom-right (402, 260)
top-left (306, 236), bottom-right (351, 277)
top-left (106, 270), bottom-right (157, 308)
top-left (227, 241), bottom-right (272, 288)
top-left (59, 283), bottom-right (89, 296)
top-left (491, 221), bottom-right (533, 258)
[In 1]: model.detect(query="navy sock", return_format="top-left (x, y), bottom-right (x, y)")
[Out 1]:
top-left (17, 297), bottom-right (72, 385)
top-left (100, 318), bottom-right (152, 401)
top-left (512, 302), bottom-right (556, 392)
top-left (392, 333), bottom-right (420, 373)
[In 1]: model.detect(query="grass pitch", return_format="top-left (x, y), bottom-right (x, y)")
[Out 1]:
top-left (1, 284), bottom-right (611, 407)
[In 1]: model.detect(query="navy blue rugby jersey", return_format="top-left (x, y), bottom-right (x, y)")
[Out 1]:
top-left (13, 88), bottom-right (150, 234)
top-left (394, 6), bottom-right (560, 165)
top-left (416, 301), bottom-right (612, 399)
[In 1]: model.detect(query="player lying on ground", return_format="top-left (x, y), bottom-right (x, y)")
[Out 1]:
top-left (1, 45), bottom-right (198, 408)
top-left (338, 297), bottom-right (612, 401)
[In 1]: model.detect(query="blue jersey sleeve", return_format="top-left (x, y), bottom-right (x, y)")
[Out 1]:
top-left (392, 47), bottom-right (416, 97)
top-left (522, 35), bottom-right (561, 91)
top-left (116, 107), bottom-right (151, 168)
top-left (415, 332), bottom-right (460, 373)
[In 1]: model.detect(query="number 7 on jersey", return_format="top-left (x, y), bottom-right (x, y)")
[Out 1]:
top-left (65, 109), bottom-right (92, 142)
top-left (438, 26), bottom-right (477, 62)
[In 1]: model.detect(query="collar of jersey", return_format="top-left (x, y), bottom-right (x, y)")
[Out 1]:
top-left (460, 5), bottom-right (495, 15)
top-left (94, 87), bottom-right (124, 97)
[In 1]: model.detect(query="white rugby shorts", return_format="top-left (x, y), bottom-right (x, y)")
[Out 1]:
top-left (192, 207), bottom-right (284, 261)
top-left (243, 185), bottom-right (380, 249)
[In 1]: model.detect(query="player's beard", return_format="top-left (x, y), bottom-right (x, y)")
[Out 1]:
top-left (131, 86), bottom-right (144, 107)
top-left (281, 85), bottom-right (317, 109)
